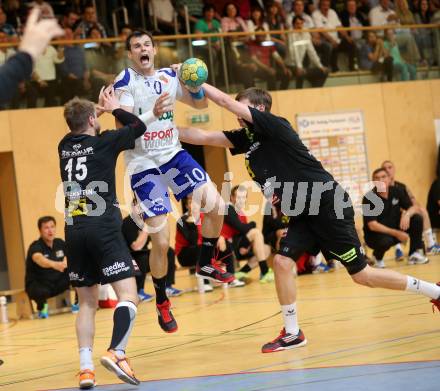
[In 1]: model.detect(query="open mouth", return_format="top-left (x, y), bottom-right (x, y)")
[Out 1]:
top-left (140, 54), bottom-right (150, 65)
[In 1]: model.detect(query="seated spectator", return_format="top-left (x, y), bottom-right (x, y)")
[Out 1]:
top-left (340, 0), bottom-right (369, 68)
top-left (247, 4), bottom-right (270, 40)
top-left (286, 16), bottom-right (328, 88)
top-left (247, 26), bottom-right (292, 90)
top-left (369, 0), bottom-right (421, 65)
top-left (0, 6), bottom-right (17, 37)
top-left (77, 4), bottom-right (107, 39)
top-left (286, 0), bottom-right (332, 68)
top-left (359, 31), bottom-right (394, 81)
top-left (114, 25), bottom-right (133, 71)
top-left (224, 185), bottom-right (274, 283)
top-left (357, 0), bottom-right (372, 22)
top-left (414, 0), bottom-right (435, 64)
top-left (31, 45), bottom-right (64, 107)
top-left (61, 9), bottom-right (80, 30)
top-left (368, 0), bottom-right (399, 27)
top-left (265, 1), bottom-right (287, 56)
top-left (59, 27), bottom-right (90, 103)
top-left (25, 216), bottom-right (70, 319)
top-left (27, 0), bottom-right (54, 18)
top-left (313, 0), bottom-right (355, 71)
top-left (384, 28), bottom-right (417, 80)
top-left (194, 4), bottom-right (221, 82)
top-left (85, 26), bottom-right (115, 100)
top-left (0, 31), bottom-right (15, 65)
top-left (149, 0), bottom-right (176, 35)
top-left (362, 168), bottom-right (428, 268)
top-left (381, 160), bottom-right (440, 254)
top-left (2, 0), bottom-right (27, 30)
top-left (176, 0), bottom-right (204, 32)
top-left (175, 195), bottom-right (213, 292)
top-left (427, 178), bottom-right (440, 230)
top-left (221, 2), bottom-right (248, 34)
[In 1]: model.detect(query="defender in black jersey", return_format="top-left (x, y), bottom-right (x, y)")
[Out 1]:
top-left (179, 84), bottom-right (440, 354)
top-left (59, 89), bottom-right (170, 387)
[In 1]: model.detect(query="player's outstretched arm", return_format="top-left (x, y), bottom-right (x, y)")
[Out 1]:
top-left (179, 126), bottom-right (233, 148)
top-left (202, 83), bottom-right (253, 123)
top-left (178, 81), bottom-right (208, 109)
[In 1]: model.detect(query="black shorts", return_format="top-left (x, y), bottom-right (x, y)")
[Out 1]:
top-left (65, 224), bottom-right (136, 287)
top-left (278, 205), bottom-right (367, 275)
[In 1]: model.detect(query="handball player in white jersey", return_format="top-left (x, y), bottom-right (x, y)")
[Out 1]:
top-left (114, 30), bottom-right (234, 333)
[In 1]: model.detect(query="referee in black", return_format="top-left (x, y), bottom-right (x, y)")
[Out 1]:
top-left (59, 87), bottom-right (171, 387)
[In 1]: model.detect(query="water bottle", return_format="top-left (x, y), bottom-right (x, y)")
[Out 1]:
top-left (0, 296), bottom-right (8, 324)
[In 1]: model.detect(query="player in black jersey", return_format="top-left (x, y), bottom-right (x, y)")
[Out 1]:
top-left (179, 84), bottom-right (440, 353)
top-left (59, 87), bottom-right (171, 387)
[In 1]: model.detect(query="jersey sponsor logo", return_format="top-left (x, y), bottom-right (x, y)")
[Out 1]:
top-left (102, 261), bottom-right (130, 277)
top-left (392, 198), bottom-right (399, 205)
top-left (143, 128), bottom-right (174, 149)
top-left (61, 146), bottom-right (94, 159)
top-left (69, 271), bottom-right (84, 282)
top-left (56, 250), bottom-right (64, 258)
top-left (73, 144), bottom-right (82, 152)
top-left (158, 111), bottom-right (174, 121)
top-left (66, 197), bottom-right (88, 217)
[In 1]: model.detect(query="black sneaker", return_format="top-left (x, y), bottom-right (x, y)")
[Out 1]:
top-left (196, 259), bottom-right (234, 283)
top-left (156, 300), bottom-right (178, 333)
top-left (261, 328), bottom-right (307, 353)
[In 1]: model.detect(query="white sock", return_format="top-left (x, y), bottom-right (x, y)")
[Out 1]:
top-left (406, 276), bottom-right (440, 299)
top-left (79, 347), bottom-right (94, 371)
top-left (423, 229), bottom-right (436, 248)
top-left (281, 303), bottom-right (299, 335)
top-left (395, 243), bottom-right (402, 251)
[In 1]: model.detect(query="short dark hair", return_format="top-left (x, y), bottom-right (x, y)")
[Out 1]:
top-left (292, 15), bottom-right (304, 24)
top-left (203, 4), bottom-right (215, 13)
top-left (235, 87), bottom-right (272, 112)
top-left (125, 29), bottom-right (155, 50)
top-left (223, 2), bottom-right (239, 17)
top-left (64, 97), bottom-right (96, 133)
top-left (38, 216), bottom-right (56, 230)
top-left (372, 167), bottom-right (388, 179)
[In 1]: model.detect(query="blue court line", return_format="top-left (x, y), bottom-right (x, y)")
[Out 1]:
top-left (55, 361), bottom-right (440, 391)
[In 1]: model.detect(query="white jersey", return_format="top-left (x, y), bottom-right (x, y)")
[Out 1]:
top-left (114, 67), bottom-right (183, 173)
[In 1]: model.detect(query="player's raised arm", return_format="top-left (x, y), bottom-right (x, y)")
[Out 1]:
top-left (179, 126), bottom-right (233, 148)
top-left (202, 83), bottom-right (253, 123)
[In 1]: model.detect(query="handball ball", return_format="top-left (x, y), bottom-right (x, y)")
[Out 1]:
top-left (179, 58), bottom-right (208, 89)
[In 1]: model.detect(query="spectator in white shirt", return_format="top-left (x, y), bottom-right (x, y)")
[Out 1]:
top-left (149, 0), bottom-right (176, 35)
top-left (369, 0), bottom-right (399, 28)
top-left (286, 15), bottom-right (328, 88)
top-left (312, 0), bottom-right (352, 71)
top-left (31, 45), bottom-right (64, 106)
top-left (287, 0), bottom-right (332, 69)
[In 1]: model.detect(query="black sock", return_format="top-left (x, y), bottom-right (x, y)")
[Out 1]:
top-left (240, 264), bottom-right (252, 273)
top-left (259, 260), bottom-right (269, 275)
top-left (109, 301), bottom-right (137, 354)
top-left (198, 237), bottom-right (218, 267)
top-left (152, 276), bottom-right (168, 304)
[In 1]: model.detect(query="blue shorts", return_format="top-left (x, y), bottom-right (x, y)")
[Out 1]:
top-left (131, 150), bottom-right (209, 217)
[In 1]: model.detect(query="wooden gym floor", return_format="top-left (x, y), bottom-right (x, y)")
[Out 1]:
top-left (1, 257), bottom-right (439, 390)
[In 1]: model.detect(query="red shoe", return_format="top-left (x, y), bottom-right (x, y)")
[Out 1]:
top-left (430, 282), bottom-right (440, 313)
top-left (196, 258), bottom-right (234, 283)
top-left (156, 300), bottom-right (178, 333)
top-left (261, 328), bottom-right (307, 353)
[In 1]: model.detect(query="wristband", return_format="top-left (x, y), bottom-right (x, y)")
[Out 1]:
top-left (139, 110), bottom-right (156, 126)
top-left (189, 87), bottom-right (205, 100)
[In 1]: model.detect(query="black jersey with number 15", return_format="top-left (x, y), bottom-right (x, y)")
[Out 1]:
top-left (223, 107), bottom-right (334, 215)
top-left (58, 109), bottom-right (146, 227)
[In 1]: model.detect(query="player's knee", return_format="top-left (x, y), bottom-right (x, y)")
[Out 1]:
top-left (273, 254), bottom-right (293, 274)
top-left (351, 267), bottom-right (374, 287)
